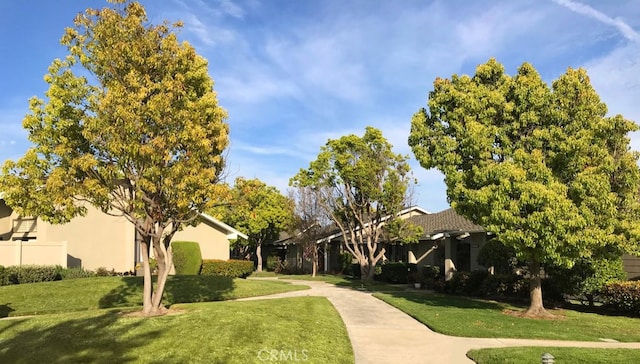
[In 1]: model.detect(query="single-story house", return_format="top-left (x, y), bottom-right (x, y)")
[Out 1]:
top-left (0, 198), bottom-right (246, 272)
top-left (623, 254), bottom-right (640, 280)
top-left (268, 206), bottom-right (491, 280)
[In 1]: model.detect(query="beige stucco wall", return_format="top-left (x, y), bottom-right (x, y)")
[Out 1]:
top-left (1, 199), bottom-right (232, 272)
top-left (173, 219), bottom-right (230, 261)
top-left (40, 205), bottom-right (136, 272)
top-left (0, 200), bottom-right (13, 241)
top-left (0, 241), bottom-right (68, 267)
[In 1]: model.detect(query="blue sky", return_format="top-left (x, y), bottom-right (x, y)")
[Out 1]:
top-left (0, 0), bottom-right (638, 212)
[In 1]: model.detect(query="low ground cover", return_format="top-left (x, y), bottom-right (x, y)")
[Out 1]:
top-left (0, 275), bottom-right (308, 317)
top-left (373, 292), bottom-right (640, 342)
top-left (0, 296), bottom-right (354, 363)
top-left (467, 347), bottom-right (640, 364)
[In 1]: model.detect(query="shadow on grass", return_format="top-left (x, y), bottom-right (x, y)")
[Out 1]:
top-left (0, 311), bottom-right (161, 363)
top-left (377, 290), bottom-right (508, 311)
top-left (0, 304), bottom-right (14, 318)
top-left (99, 276), bottom-right (235, 309)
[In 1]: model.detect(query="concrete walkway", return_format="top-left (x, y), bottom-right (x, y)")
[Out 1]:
top-left (240, 279), bottom-right (640, 364)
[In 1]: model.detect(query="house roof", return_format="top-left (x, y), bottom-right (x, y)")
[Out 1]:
top-left (199, 213), bottom-right (248, 240)
top-left (407, 208), bottom-right (485, 238)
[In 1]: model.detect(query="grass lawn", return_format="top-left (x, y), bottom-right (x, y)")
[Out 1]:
top-left (0, 296), bottom-right (354, 364)
top-left (373, 292), bottom-right (640, 342)
top-left (0, 275), bottom-right (308, 317)
top-left (256, 273), bottom-right (408, 291)
top-left (467, 347), bottom-right (640, 364)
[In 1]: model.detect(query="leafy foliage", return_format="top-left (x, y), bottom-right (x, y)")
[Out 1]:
top-left (409, 58), bottom-right (640, 315)
top-left (378, 262), bottom-right (416, 284)
top-left (213, 178), bottom-right (293, 272)
top-left (200, 259), bottom-right (255, 278)
top-left (546, 256), bottom-right (627, 305)
top-left (171, 241), bottom-right (203, 275)
top-left (0, 1), bottom-right (229, 315)
top-left (291, 127), bottom-right (422, 281)
top-left (600, 281), bottom-right (640, 316)
top-left (477, 239), bottom-right (517, 274)
top-left (1, 265), bottom-right (62, 285)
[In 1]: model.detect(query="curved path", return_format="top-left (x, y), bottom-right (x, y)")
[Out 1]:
top-left (240, 279), bottom-right (640, 364)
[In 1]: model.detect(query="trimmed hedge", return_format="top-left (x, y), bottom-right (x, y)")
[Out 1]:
top-left (1, 265), bottom-right (62, 285)
top-left (172, 241), bottom-right (203, 275)
top-left (600, 281), bottom-right (640, 316)
top-left (378, 262), bottom-right (417, 284)
top-left (200, 259), bottom-right (254, 278)
top-left (59, 267), bottom-right (96, 280)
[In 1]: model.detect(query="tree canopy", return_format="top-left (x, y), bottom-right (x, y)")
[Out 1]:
top-left (0, 0), bottom-right (229, 315)
top-left (291, 126), bottom-right (422, 281)
top-left (288, 185), bottom-right (331, 276)
top-left (214, 177), bottom-right (293, 272)
top-left (409, 58), bottom-right (640, 316)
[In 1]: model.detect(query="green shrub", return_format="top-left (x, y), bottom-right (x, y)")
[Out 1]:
top-left (477, 239), bottom-right (516, 274)
top-left (420, 265), bottom-right (443, 290)
top-left (2, 265), bottom-right (62, 284)
top-left (60, 267), bottom-right (96, 279)
top-left (445, 271), bottom-right (471, 294)
top-left (546, 257), bottom-right (627, 305)
top-left (266, 255), bottom-right (281, 272)
top-left (172, 241), bottom-right (203, 275)
top-left (464, 270), bottom-right (490, 296)
top-left (351, 263), bottom-right (361, 278)
top-left (421, 265), bottom-right (441, 280)
top-left (200, 259), bottom-right (254, 278)
top-left (480, 273), bottom-right (528, 299)
top-left (340, 253), bottom-right (354, 274)
top-left (95, 267), bottom-right (114, 276)
top-left (378, 262), bottom-right (416, 283)
top-left (0, 265), bottom-right (6, 286)
top-left (600, 281), bottom-right (640, 316)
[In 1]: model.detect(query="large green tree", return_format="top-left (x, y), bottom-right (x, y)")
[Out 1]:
top-left (0, 1), bottom-right (229, 316)
top-left (409, 59), bottom-right (640, 317)
top-left (291, 127), bottom-right (422, 281)
top-left (215, 177), bottom-right (293, 272)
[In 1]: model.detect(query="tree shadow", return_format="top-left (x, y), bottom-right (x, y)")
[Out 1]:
top-left (99, 276), bottom-right (236, 309)
top-left (0, 304), bottom-right (15, 318)
top-left (379, 290), bottom-right (508, 310)
top-left (0, 311), bottom-right (161, 363)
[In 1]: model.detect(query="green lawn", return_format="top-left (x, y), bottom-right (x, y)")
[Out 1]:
top-left (255, 273), bottom-right (408, 291)
top-left (373, 292), bottom-right (640, 342)
top-left (0, 296), bottom-right (354, 364)
top-left (0, 275), bottom-right (308, 317)
top-left (467, 347), bottom-right (640, 364)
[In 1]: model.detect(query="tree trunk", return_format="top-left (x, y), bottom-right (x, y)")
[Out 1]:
top-left (256, 243), bottom-right (263, 272)
top-left (140, 239), bottom-right (153, 315)
top-left (524, 260), bottom-right (553, 318)
top-left (360, 262), bottom-right (376, 282)
top-left (311, 248), bottom-right (317, 277)
top-left (150, 237), bottom-right (172, 315)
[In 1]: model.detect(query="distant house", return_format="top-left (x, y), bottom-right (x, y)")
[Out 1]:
top-left (0, 198), bottom-right (246, 272)
top-left (623, 254), bottom-right (640, 280)
top-left (268, 206), bottom-right (491, 280)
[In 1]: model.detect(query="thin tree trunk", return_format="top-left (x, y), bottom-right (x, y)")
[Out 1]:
top-left (256, 243), bottom-right (263, 272)
top-left (311, 248), bottom-right (317, 277)
top-left (524, 260), bottom-right (553, 318)
top-left (140, 239), bottom-right (153, 315)
top-left (361, 262), bottom-right (376, 282)
top-left (151, 238), bottom-right (172, 315)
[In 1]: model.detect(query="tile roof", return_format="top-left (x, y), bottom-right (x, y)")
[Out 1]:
top-left (408, 208), bottom-right (485, 238)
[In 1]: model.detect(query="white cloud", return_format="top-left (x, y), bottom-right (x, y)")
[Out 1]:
top-left (552, 0), bottom-right (640, 42)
